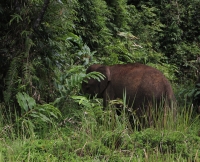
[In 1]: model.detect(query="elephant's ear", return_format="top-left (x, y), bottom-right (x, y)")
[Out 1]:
top-left (97, 66), bottom-right (111, 94)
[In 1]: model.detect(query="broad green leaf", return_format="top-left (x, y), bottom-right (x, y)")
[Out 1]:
top-left (16, 92), bottom-right (36, 112)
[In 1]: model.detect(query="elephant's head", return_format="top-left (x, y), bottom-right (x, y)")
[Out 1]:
top-left (82, 64), bottom-right (111, 97)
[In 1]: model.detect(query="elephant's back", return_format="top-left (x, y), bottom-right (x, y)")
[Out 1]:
top-left (110, 63), bottom-right (165, 84)
top-left (110, 63), bottom-right (174, 100)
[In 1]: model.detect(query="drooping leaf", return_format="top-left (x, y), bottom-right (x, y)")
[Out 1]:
top-left (16, 92), bottom-right (36, 112)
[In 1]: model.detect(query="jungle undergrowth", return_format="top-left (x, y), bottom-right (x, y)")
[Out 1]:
top-left (0, 96), bottom-right (199, 161)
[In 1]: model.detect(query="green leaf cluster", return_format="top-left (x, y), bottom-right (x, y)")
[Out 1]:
top-left (15, 92), bottom-right (61, 136)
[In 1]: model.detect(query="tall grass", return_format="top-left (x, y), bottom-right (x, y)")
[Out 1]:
top-left (0, 97), bottom-right (199, 161)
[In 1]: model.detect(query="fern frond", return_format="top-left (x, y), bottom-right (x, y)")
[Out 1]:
top-left (66, 73), bottom-right (85, 91)
top-left (83, 72), bottom-right (105, 82)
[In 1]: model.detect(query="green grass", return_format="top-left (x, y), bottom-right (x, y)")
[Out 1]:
top-left (0, 100), bottom-right (199, 162)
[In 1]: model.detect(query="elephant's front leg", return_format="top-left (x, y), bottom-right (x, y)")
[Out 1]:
top-left (103, 91), bottom-right (110, 109)
top-left (102, 88), bottom-right (114, 109)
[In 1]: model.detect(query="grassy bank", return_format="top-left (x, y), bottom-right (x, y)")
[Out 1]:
top-left (0, 101), bottom-right (199, 162)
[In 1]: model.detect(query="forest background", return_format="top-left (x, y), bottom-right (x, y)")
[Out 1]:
top-left (0, 0), bottom-right (200, 161)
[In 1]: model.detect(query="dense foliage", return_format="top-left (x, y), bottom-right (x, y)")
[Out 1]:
top-left (1, 0), bottom-right (200, 106)
top-left (0, 0), bottom-right (200, 161)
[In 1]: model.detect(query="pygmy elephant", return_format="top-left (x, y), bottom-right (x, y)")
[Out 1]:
top-left (82, 63), bottom-right (176, 126)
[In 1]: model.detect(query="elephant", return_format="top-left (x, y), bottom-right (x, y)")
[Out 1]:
top-left (82, 63), bottom-right (176, 127)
